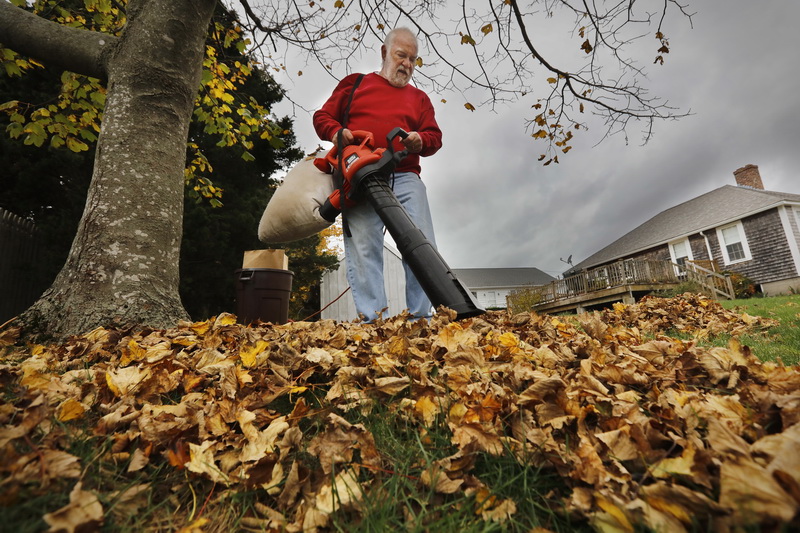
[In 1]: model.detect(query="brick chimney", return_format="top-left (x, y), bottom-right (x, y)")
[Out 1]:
top-left (733, 164), bottom-right (764, 190)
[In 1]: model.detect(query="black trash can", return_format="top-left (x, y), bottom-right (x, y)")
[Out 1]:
top-left (235, 268), bottom-right (293, 324)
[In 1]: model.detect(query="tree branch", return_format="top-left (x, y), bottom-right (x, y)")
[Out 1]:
top-left (0, 1), bottom-right (118, 80)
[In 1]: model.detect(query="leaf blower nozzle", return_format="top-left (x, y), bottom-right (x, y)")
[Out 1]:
top-left (315, 128), bottom-right (485, 320)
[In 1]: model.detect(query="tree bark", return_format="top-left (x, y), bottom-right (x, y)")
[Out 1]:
top-left (1, 0), bottom-right (217, 339)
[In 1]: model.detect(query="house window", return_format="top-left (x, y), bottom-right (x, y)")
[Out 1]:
top-left (716, 221), bottom-right (752, 264)
top-left (669, 238), bottom-right (692, 267)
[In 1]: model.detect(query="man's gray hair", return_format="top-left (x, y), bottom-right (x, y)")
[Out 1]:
top-left (384, 27), bottom-right (418, 49)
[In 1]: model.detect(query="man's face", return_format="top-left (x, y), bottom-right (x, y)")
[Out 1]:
top-left (381, 32), bottom-right (418, 87)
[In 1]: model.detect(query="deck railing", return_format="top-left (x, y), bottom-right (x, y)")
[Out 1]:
top-left (682, 260), bottom-right (735, 300)
top-left (516, 258), bottom-right (733, 310)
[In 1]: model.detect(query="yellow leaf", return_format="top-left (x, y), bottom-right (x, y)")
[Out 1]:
top-left (464, 103), bottom-right (475, 112)
top-left (177, 518), bottom-right (210, 533)
top-left (66, 136), bottom-right (89, 152)
top-left (650, 446), bottom-right (696, 478)
top-left (57, 398), bottom-right (85, 422)
top-left (481, 23), bottom-right (493, 35)
top-left (216, 313), bottom-right (237, 326)
top-left (498, 331), bottom-right (520, 349)
top-left (121, 339), bottom-right (146, 366)
top-left (449, 402), bottom-right (468, 425)
top-left (415, 395), bottom-right (439, 426)
top-left (334, 0), bottom-right (344, 7)
top-left (594, 495), bottom-right (634, 533)
top-left (547, 77), bottom-right (557, 84)
top-left (105, 366), bottom-right (151, 397)
top-left (645, 496), bottom-right (693, 524)
top-left (239, 340), bottom-right (269, 367)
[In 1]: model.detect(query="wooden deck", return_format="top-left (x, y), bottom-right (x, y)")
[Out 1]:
top-left (517, 259), bottom-right (734, 314)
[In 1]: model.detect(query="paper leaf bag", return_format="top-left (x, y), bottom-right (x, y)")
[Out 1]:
top-left (258, 156), bottom-right (335, 244)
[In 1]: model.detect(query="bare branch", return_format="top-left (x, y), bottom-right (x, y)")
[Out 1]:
top-left (229, 0), bottom-right (695, 156)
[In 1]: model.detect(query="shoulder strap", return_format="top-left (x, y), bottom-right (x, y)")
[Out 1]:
top-left (341, 73), bottom-right (365, 128)
top-left (337, 73), bottom-right (364, 239)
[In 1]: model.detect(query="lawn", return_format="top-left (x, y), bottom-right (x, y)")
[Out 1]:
top-left (719, 293), bottom-right (800, 365)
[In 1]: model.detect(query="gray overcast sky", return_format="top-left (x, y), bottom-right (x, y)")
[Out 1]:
top-left (269, 1), bottom-right (800, 279)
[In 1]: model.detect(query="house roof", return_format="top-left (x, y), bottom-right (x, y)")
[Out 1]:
top-left (571, 185), bottom-right (800, 272)
top-left (336, 243), bottom-right (555, 289)
top-left (452, 267), bottom-right (555, 289)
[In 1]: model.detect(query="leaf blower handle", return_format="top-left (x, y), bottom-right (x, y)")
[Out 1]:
top-left (314, 130), bottom-right (374, 173)
top-left (386, 127), bottom-right (409, 164)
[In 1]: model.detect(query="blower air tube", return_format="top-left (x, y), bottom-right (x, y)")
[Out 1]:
top-left (361, 177), bottom-right (485, 320)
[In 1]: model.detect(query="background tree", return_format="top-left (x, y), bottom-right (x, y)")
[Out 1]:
top-left (0, 4), bottom-right (336, 323)
top-left (0, 0), bottom-right (692, 339)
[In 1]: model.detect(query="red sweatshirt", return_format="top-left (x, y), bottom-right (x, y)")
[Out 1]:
top-left (313, 72), bottom-right (443, 176)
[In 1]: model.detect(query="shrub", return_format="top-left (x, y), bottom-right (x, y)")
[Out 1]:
top-left (506, 286), bottom-right (542, 314)
top-left (724, 271), bottom-right (759, 298)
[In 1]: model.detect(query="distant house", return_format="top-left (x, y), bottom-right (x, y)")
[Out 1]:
top-left (451, 267), bottom-right (555, 309)
top-left (319, 243), bottom-right (555, 321)
top-left (567, 165), bottom-right (800, 296)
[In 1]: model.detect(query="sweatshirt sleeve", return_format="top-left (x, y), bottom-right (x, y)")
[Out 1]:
top-left (312, 74), bottom-right (360, 143)
top-left (416, 94), bottom-right (442, 157)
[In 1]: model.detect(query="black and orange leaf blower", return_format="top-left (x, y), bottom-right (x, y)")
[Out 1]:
top-left (314, 127), bottom-right (485, 320)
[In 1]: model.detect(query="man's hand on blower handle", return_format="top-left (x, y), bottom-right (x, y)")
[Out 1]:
top-left (334, 128), bottom-right (423, 153)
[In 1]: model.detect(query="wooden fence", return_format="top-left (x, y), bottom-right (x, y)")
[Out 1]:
top-left (0, 207), bottom-right (41, 323)
top-left (515, 258), bottom-right (734, 312)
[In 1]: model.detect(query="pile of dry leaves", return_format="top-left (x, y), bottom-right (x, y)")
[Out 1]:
top-left (1, 294), bottom-right (798, 532)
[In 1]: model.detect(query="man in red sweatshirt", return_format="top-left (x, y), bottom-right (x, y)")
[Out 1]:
top-left (313, 27), bottom-right (443, 321)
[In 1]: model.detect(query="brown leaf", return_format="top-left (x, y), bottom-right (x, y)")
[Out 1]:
top-left (43, 482), bottom-right (103, 532)
top-left (719, 457), bottom-right (797, 523)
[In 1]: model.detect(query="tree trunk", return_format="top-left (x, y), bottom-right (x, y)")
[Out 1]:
top-left (7, 0), bottom-right (217, 339)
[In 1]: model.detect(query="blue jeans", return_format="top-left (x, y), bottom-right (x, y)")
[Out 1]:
top-left (343, 172), bottom-right (436, 321)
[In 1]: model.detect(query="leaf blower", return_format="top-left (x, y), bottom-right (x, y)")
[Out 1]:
top-left (313, 127), bottom-right (485, 320)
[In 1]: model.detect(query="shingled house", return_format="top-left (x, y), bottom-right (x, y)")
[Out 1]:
top-left (567, 165), bottom-right (800, 296)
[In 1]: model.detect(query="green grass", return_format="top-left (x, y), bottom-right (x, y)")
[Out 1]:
top-left (328, 403), bottom-right (585, 533)
top-left (718, 293), bottom-right (800, 365)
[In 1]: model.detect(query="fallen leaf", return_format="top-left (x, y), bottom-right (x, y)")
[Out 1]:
top-left (43, 482), bottom-right (103, 532)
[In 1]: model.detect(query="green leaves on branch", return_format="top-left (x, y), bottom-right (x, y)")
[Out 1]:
top-left (3, 69), bottom-right (103, 151)
top-left (1, 1), bottom-right (115, 153)
top-left (1, 0), bottom-right (286, 206)
top-left (1, 46), bottom-right (43, 77)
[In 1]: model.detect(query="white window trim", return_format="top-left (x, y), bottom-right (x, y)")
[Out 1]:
top-left (668, 238), bottom-right (693, 264)
top-left (668, 238), bottom-right (693, 276)
top-left (779, 206), bottom-right (800, 277)
top-left (716, 221), bottom-right (752, 265)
